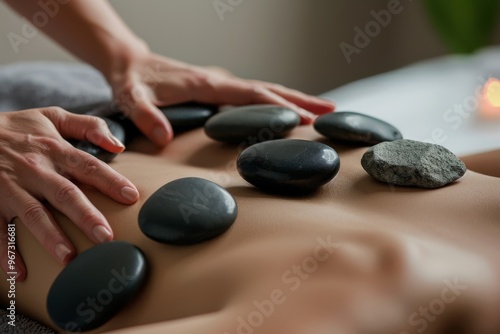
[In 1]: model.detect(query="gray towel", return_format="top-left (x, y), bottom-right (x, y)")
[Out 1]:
top-left (0, 61), bottom-right (112, 114)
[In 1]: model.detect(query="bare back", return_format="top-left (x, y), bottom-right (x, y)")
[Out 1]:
top-left (2, 126), bottom-right (500, 333)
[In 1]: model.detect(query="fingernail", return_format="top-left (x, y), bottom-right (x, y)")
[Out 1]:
top-left (323, 101), bottom-right (336, 108)
top-left (108, 133), bottom-right (125, 148)
top-left (93, 225), bottom-right (112, 243)
top-left (320, 98), bottom-right (334, 104)
top-left (153, 126), bottom-right (168, 143)
top-left (55, 243), bottom-right (72, 263)
top-left (121, 186), bottom-right (139, 202)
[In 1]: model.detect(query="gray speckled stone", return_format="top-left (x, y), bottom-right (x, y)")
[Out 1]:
top-left (361, 140), bottom-right (466, 188)
top-left (139, 177), bottom-right (237, 245)
top-left (204, 105), bottom-right (300, 144)
top-left (47, 241), bottom-right (147, 332)
top-left (314, 111), bottom-right (402, 145)
top-left (237, 139), bottom-right (340, 194)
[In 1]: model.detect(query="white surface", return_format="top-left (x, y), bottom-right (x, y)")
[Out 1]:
top-left (322, 47), bottom-right (500, 156)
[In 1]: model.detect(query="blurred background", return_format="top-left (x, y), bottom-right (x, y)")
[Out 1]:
top-left (1, 0), bottom-right (499, 95)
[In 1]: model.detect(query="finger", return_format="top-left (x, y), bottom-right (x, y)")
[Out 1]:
top-left (190, 78), bottom-right (319, 124)
top-left (245, 86), bottom-right (319, 125)
top-left (41, 107), bottom-right (125, 153)
top-left (35, 170), bottom-right (115, 246)
top-left (257, 82), bottom-right (335, 115)
top-left (131, 101), bottom-right (174, 146)
top-left (0, 218), bottom-right (27, 281)
top-left (115, 84), bottom-right (173, 146)
top-left (55, 144), bottom-right (139, 205)
top-left (8, 187), bottom-right (76, 266)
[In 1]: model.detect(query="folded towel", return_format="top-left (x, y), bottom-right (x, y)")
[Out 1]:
top-left (0, 61), bottom-right (112, 114)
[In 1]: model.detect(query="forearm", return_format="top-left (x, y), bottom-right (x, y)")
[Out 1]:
top-left (5, 0), bottom-right (148, 82)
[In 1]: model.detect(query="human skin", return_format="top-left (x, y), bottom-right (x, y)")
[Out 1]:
top-left (1, 126), bottom-right (499, 333)
top-left (0, 108), bottom-right (139, 281)
top-left (3, 0), bottom-right (335, 281)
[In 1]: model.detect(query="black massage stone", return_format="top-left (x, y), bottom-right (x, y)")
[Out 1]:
top-left (160, 102), bottom-right (218, 132)
top-left (204, 105), bottom-right (300, 144)
top-left (314, 111), bottom-right (403, 145)
top-left (47, 241), bottom-right (147, 332)
top-left (139, 177), bottom-right (237, 245)
top-left (74, 117), bottom-right (125, 163)
top-left (109, 102), bottom-right (218, 142)
top-left (237, 139), bottom-right (340, 194)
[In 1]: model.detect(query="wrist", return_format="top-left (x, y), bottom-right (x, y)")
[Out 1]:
top-left (101, 37), bottom-right (151, 87)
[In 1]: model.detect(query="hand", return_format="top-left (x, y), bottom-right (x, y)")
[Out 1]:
top-left (0, 107), bottom-right (139, 281)
top-left (109, 52), bottom-right (336, 146)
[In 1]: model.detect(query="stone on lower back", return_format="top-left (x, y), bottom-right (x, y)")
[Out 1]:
top-left (47, 241), bottom-right (147, 332)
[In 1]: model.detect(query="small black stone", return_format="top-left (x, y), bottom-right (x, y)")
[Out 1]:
top-left (314, 111), bottom-right (402, 145)
top-left (161, 103), bottom-right (218, 132)
top-left (108, 102), bottom-right (218, 142)
top-left (47, 241), bottom-right (147, 332)
top-left (204, 105), bottom-right (300, 144)
top-left (237, 139), bottom-right (340, 194)
top-left (139, 177), bottom-right (237, 245)
top-left (73, 117), bottom-right (125, 163)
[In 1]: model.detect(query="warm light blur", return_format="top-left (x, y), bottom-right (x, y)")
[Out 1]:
top-left (480, 78), bottom-right (500, 118)
top-left (485, 79), bottom-right (500, 107)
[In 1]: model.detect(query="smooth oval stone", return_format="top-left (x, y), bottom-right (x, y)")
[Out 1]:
top-left (139, 177), bottom-right (237, 245)
top-left (237, 139), bottom-right (340, 194)
top-left (361, 139), bottom-right (467, 188)
top-left (108, 102), bottom-right (218, 142)
top-left (160, 103), bottom-right (217, 132)
top-left (74, 117), bottom-right (125, 163)
top-left (314, 111), bottom-right (402, 145)
top-left (47, 241), bottom-right (147, 332)
top-left (204, 105), bottom-right (300, 144)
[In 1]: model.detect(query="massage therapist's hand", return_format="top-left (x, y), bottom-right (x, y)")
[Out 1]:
top-left (5, 0), bottom-right (335, 147)
top-left (109, 51), bottom-right (336, 146)
top-left (0, 107), bottom-right (139, 281)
